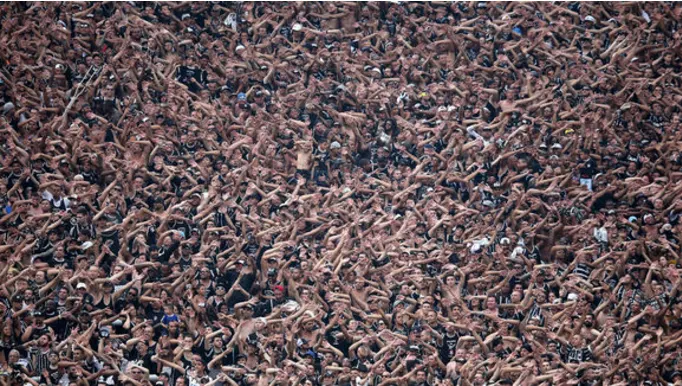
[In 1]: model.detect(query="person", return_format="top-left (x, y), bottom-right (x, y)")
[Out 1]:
top-left (1, 1), bottom-right (682, 386)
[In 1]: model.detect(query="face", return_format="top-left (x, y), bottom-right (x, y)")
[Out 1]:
top-left (570, 335), bottom-right (582, 347)
top-left (31, 332), bottom-right (47, 347)
top-left (73, 348), bottom-right (85, 361)
top-left (129, 367), bottom-right (144, 380)
top-left (183, 336), bottom-right (193, 348)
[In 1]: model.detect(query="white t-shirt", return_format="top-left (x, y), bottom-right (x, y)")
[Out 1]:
top-left (41, 190), bottom-right (71, 210)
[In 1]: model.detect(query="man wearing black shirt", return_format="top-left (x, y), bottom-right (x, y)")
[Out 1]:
top-left (22, 311), bottom-right (53, 343)
top-left (562, 336), bottom-right (593, 364)
top-left (256, 285), bottom-right (288, 317)
top-left (578, 150), bottom-right (597, 192)
top-left (40, 351), bottom-right (63, 386)
top-left (176, 56), bottom-right (208, 93)
top-left (439, 323), bottom-right (460, 363)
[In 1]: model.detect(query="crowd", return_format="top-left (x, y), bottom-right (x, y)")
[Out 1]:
top-left (1, 1), bottom-right (682, 386)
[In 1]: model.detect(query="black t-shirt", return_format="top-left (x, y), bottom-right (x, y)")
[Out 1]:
top-left (41, 364), bottom-right (62, 385)
top-left (49, 254), bottom-right (73, 270)
top-left (439, 332), bottom-right (459, 362)
top-left (156, 241), bottom-right (180, 264)
top-left (222, 270), bottom-right (256, 307)
top-left (92, 96), bottom-right (118, 117)
top-left (32, 239), bottom-right (54, 261)
top-left (129, 352), bottom-right (156, 374)
top-left (255, 296), bottom-right (287, 317)
top-left (176, 66), bottom-right (208, 92)
top-left (578, 157), bottom-right (597, 179)
top-left (68, 219), bottom-right (97, 240)
top-left (178, 255), bottom-right (193, 271)
top-left (565, 345), bottom-right (592, 363)
top-left (28, 324), bottom-right (52, 342)
top-left (146, 305), bottom-right (165, 326)
top-left (325, 328), bottom-right (351, 357)
top-left (242, 241), bottom-right (260, 257)
top-left (45, 309), bottom-right (68, 340)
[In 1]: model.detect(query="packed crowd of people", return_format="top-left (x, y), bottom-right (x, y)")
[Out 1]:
top-left (1, 1), bottom-right (682, 386)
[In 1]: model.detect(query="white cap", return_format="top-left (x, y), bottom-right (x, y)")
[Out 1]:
top-left (282, 300), bottom-right (300, 312)
top-left (235, 44), bottom-right (246, 52)
top-left (584, 15), bottom-right (596, 23)
top-left (76, 283), bottom-right (87, 290)
top-left (3, 102), bottom-right (15, 114)
top-left (292, 23), bottom-right (303, 31)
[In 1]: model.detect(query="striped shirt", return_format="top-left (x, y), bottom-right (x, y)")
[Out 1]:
top-left (30, 347), bottom-right (51, 374)
top-left (527, 304), bottom-right (546, 326)
top-left (573, 263), bottom-right (592, 281)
